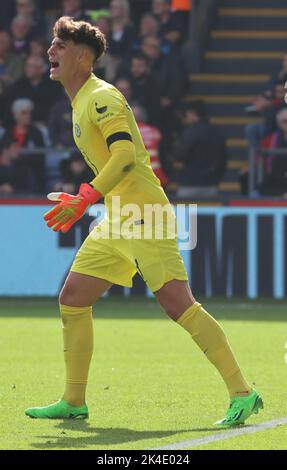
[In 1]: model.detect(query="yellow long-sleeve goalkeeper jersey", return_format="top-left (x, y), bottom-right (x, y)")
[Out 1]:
top-left (71, 73), bottom-right (171, 228)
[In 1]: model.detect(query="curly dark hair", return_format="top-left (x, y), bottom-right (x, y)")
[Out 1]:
top-left (53, 16), bottom-right (107, 61)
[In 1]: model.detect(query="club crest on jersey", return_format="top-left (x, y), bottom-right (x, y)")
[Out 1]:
top-left (96, 103), bottom-right (108, 114)
top-left (75, 123), bottom-right (81, 137)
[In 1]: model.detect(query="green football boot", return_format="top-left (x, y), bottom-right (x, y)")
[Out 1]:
top-left (214, 390), bottom-right (263, 426)
top-left (25, 399), bottom-right (89, 420)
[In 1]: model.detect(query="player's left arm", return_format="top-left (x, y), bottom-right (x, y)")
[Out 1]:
top-left (87, 93), bottom-right (136, 195)
top-left (44, 93), bottom-right (136, 233)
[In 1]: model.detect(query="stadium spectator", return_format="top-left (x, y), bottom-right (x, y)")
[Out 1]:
top-left (139, 13), bottom-right (160, 38)
top-left (1, 98), bottom-right (45, 193)
top-left (60, 0), bottom-right (90, 22)
top-left (140, 33), bottom-right (186, 152)
top-left (108, 0), bottom-right (136, 59)
top-left (152, 0), bottom-right (171, 23)
top-left (109, 0), bottom-right (130, 25)
top-left (3, 98), bottom-right (44, 148)
top-left (0, 30), bottom-right (26, 88)
top-left (171, 100), bottom-right (227, 198)
top-left (126, 1), bottom-right (153, 26)
top-left (53, 150), bottom-right (94, 194)
top-left (152, 0), bottom-right (188, 46)
top-left (259, 107), bottom-right (287, 196)
top-left (92, 13), bottom-right (111, 37)
top-left (92, 15), bottom-right (118, 82)
top-left (8, 55), bottom-right (62, 123)
top-left (127, 54), bottom-right (161, 125)
top-left (0, 141), bottom-right (34, 194)
top-left (10, 15), bottom-right (31, 54)
top-left (28, 38), bottom-right (49, 72)
top-left (266, 54), bottom-right (287, 94)
top-left (15, 0), bottom-right (47, 40)
top-left (0, 1), bottom-right (191, 198)
top-left (245, 80), bottom-right (287, 150)
top-left (132, 103), bottom-right (169, 188)
top-left (130, 12), bottom-right (160, 54)
top-left (91, 12), bottom-right (112, 43)
top-left (141, 34), bottom-right (185, 108)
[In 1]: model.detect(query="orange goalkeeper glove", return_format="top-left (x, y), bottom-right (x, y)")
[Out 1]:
top-left (44, 183), bottom-right (102, 233)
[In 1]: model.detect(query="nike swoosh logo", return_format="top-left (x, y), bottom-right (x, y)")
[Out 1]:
top-left (96, 104), bottom-right (107, 114)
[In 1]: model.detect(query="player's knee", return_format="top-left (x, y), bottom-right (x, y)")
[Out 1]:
top-left (59, 283), bottom-right (77, 306)
top-left (164, 304), bottom-right (184, 321)
top-left (163, 298), bottom-right (197, 321)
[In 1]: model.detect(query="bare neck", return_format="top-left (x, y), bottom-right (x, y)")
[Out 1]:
top-left (62, 70), bottom-right (92, 102)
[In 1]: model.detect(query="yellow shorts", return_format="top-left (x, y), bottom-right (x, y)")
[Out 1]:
top-left (71, 223), bottom-right (188, 292)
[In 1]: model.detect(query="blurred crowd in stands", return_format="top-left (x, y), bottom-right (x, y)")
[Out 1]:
top-left (1, 0), bottom-right (285, 199)
top-left (0, 0), bottom-right (228, 199)
top-left (244, 55), bottom-right (287, 196)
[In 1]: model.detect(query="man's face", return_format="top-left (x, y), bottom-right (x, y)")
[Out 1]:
top-left (25, 57), bottom-right (44, 80)
top-left (109, 0), bottom-right (124, 21)
top-left (16, 0), bottom-right (34, 16)
top-left (141, 37), bottom-right (161, 60)
top-left (95, 17), bottom-right (111, 36)
top-left (11, 18), bottom-right (29, 39)
top-left (15, 106), bottom-right (33, 127)
top-left (183, 110), bottom-right (197, 125)
top-left (131, 58), bottom-right (148, 78)
top-left (140, 15), bottom-right (159, 36)
top-left (47, 37), bottom-right (80, 82)
top-left (152, 0), bottom-right (169, 15)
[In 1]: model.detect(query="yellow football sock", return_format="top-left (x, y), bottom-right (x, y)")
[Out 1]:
top-left (60, 304), bottom-right (93, 407)
top-left (177, 302), bottom-right (252, 397)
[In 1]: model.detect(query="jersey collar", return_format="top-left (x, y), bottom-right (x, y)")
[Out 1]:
top-left (71, 73), bottom-right (95, 109)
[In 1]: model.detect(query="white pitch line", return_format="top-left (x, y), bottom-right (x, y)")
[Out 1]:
top-left (153, 417), bottom-right (287, 450)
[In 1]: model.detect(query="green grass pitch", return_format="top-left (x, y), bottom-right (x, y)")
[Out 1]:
top-left (0, 297), bottom-right (286, 450)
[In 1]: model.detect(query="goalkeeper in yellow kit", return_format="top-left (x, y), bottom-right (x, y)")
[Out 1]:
top-left (25, 17), bottom-right (263, 426)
